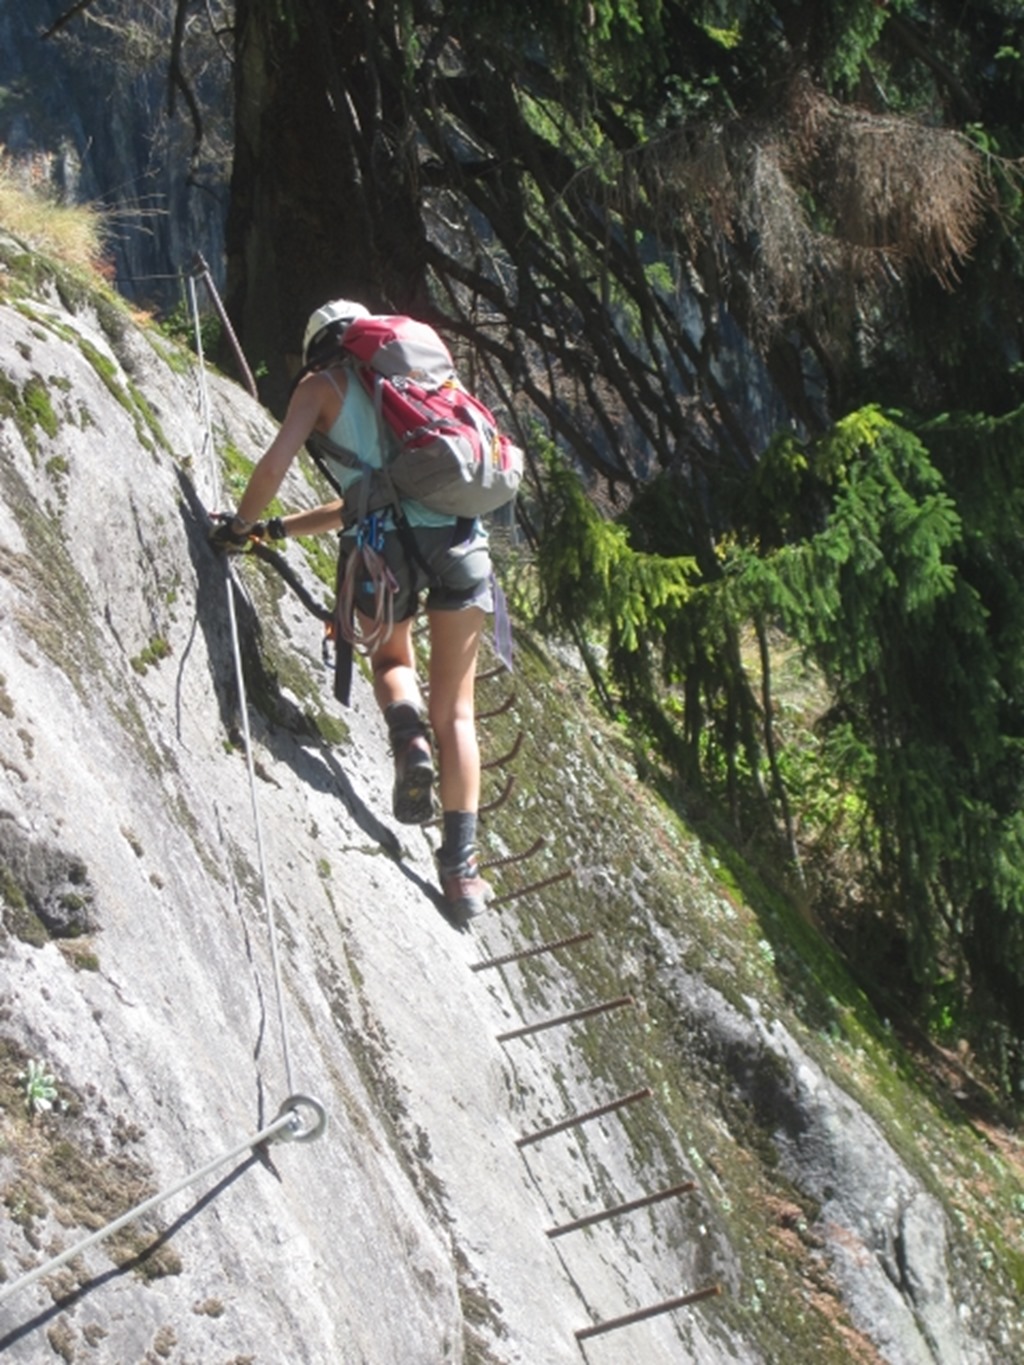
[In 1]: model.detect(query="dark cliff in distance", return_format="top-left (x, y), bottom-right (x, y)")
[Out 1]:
top-left (0, 8), bottom-right (230, 311)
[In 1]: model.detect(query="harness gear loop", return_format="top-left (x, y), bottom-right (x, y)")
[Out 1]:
top-left (336, 538), bottom-right (398, 653)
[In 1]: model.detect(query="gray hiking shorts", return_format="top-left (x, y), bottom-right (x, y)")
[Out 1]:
top-left (350, 521), bottom-right (493, 622)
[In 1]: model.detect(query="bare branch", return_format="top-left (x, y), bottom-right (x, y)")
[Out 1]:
top-left (41, 0), bottom-right (98, 39)
top-left (168, 0), bottom-right (205, 166)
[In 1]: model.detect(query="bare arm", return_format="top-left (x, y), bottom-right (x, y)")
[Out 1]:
top-left (279, 500), bottom-right (344, 536)
top-left (232, 375), bottom-right (344, 529)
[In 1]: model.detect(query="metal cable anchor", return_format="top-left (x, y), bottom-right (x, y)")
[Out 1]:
top-left (271, 1094), bottom-right (329, 1145)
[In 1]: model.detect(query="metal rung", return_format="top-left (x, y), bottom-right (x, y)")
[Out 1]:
top-left (481, 731), bottom-right (524, 771)
top-left (497, 995), bottom-right (635, 1043)
top-left (516, 1087), bottom-right (652, 1149)
top-left (546, 1179), bottom-right (697, 1239)
top-left (479, 834), bottom-right (547, 872)
top-left (477, 692), bottom-right (516, 721)
top-left (490, 867), bottom-right (572, 906)
top-left (575, 1285), bottom-right (722, 1342)
top-left (477, 663), bottom-right (510, 682)
top-left (470, 928), bottom-right (594, 971)
top-left (479, 773), bottom-right (515, 815)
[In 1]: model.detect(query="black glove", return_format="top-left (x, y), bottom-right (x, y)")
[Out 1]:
top-left (209, 512), bottom-right (263, 553)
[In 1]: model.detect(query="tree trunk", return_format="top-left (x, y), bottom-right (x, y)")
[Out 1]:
top-left (226, 0), bottom-right (430, 412)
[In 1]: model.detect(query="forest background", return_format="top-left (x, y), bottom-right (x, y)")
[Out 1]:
top-left (14, 0), bottom-right (1024, 1107)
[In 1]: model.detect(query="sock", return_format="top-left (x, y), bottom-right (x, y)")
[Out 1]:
top-left (384, 700), bottom-right (426, 742)
top-left (439, 810), bottom-right (477, 871)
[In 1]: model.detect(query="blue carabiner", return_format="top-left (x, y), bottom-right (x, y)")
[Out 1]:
top-left (355, 512), bottom-right (385, 552)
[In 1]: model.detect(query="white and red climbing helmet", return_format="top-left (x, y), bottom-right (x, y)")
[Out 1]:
top-left (302, 298), bottom-right (371, 363)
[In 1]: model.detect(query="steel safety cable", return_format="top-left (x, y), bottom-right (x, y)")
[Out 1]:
top-left (187, 273), bottom-right (216, 491)
top-left (188, 270), bottom-right (297, 1096)
top-left (0, 1098), bottom-right (326, 1308)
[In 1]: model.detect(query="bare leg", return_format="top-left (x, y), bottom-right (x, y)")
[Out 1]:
top-left (426, 606), bottom-right (493, 918)
top-left (369, 604), bottom-right (491, 915)
top-left (365, 615), bottom-right (421, 712)
top-left (425, 606), bottom-right (485, 813)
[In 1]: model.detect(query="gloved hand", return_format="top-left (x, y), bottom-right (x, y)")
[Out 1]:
top-left (208, 512), bottom-right (264, 553)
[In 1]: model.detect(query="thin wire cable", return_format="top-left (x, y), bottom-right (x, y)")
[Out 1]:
top-left (188, 272), bottom-right (295, 1094)
top-left (188, 273), bottom-right (216, 501)
top-left (223, 577), bottom-right (295, 1095)
top-left (0, 1108), bottom-right (297, 1307)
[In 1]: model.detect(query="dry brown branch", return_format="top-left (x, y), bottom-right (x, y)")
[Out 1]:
top-left (741, 138), bottom-right (818, 321)
top-left (824, 113), bottom-right (989, 287)
top-left (636, 123), bottom-right (739, 246)
top-left (624, 72), bottom-right (991, 343)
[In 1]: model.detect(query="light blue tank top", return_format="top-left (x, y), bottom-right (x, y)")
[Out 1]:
top-left (320, 368), bottom-right (454, 530)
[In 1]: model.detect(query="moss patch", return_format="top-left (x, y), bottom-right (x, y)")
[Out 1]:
top-left (0, 453), bottom-right (106, 698)
top-left (130, 636), bottom-right (172, 675)
top-left (466, 623), bottom-right (1024, 1360)
top-left (219, 436), bottom-right (257, 504)
top-left (0, 369), bottom-right (59, 455)
top-left (0, 1036), bottom-right (171, 1290)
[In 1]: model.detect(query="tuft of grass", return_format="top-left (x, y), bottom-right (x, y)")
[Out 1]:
top-left (130, 636), bottom-right (172, 675)
top-left (0, 147), bottom-right (109, 280)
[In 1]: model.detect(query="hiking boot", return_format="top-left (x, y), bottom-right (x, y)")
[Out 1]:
top-left (391, 732), bottom-right (435, 824)
top-left (436, 854), bottom-right (493, 919)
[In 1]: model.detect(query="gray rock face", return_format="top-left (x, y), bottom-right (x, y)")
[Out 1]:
top-left (0, 252), bottom-right (1020, 1364)
top-left (657, 962), bottom-right (985, 1364)
top-left (0, 259), bottom-right (732, 1364)
top-left (0, 818), bottom-right (96, 938)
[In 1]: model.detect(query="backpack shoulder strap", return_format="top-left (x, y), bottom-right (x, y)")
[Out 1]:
top-left (305, 429), bottom-right (398, 528)
top-left (303, 430), bottom-right (350, 496)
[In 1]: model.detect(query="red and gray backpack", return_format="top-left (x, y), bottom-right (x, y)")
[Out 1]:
top-left (308, 314), bottom-right (523, 522)
top-left (299, 312), bottom-right (521, 703)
